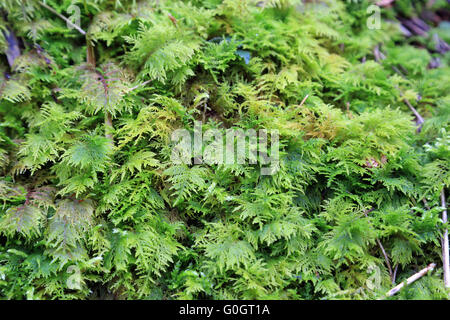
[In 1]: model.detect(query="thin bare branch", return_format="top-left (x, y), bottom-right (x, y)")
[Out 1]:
top-left (372, 45), bottom-right (425, 132)
top-left (39, 1), bottom-right (86, 35)
top-left (363, 208), bottom-right (394, 281)
top-left (441, 189), bottom-right (450, 288)
top-left (299, 94), bottom-right (309, 108)
top-left (129, 80), bottom-right (151, 92)
top-left (386, 263), bottom-right (436, 296)
top-left (392, 264), bottom-right (398, 284)
top-left (376, 0), bottom-right (395, 6)
top-left (401, 94), bottom-right (425, 129)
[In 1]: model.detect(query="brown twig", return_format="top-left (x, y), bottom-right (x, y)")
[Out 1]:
top-left (85, 36), bottom-right (113, 146)
top-left (363, 208), bottom-right (394, 282)
top-left (401, 93), bottom-right (425, 132)
top-left (299, 94), bottom-right (309, 108)
top-left (346, 102), bottom-right (353, 119)
top-left (373, 45), bottom-right (425, 132)
top-left (168, 13), bottom-right (177, 27)
top-left (392, 264), bottom-right (398, 284)
top-left (377, 238), bottom-right (393, 280)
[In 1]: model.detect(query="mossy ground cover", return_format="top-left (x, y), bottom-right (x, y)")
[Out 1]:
top-left (0, 0), bottom-right (449, 300)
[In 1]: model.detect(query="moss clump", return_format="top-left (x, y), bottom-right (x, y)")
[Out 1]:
top-left (0, 0), bottom-right (449, 300)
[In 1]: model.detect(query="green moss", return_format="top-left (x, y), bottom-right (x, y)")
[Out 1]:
top-left (0, 0), bottom-right (448, 300)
